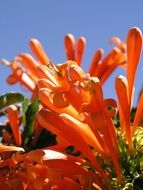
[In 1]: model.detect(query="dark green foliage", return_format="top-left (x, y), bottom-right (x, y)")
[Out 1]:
top-left (35, 129), bottom-right (56, 149)
top-left (22, 98), bottom-right (40, 145)
top-left (0, 92), bottom-right (24, 110)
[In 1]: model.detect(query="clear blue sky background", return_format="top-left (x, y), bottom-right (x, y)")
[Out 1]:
top-left (0, 0), bottom-right (143, 105)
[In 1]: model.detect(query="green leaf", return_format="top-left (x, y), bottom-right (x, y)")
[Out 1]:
top-left (23, 99), bottom-right (39, 145)
top-left (0, 92), bottom-right (25, 110)
top-left (21, 98), bottom-right (31, 127)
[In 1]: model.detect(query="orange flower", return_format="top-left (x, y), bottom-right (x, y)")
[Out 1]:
top-left (78, 77), bottom-right (121, 178)
top-left (1, 38), bottom-right (52, 95)
top-left (64, 34), bottom-right (127, 84)
top-left (2, 27), bottom-right (143, 190)
top-left (36, 60), bottom-right (122, 180)
top-left (64, 34), bottom-right (86, 65)
top-left (0, 148), bottom-right (99, 190)
top-left (37, 61), bottom-right (86, 115)
top-left (0, 143), bottom-right (24, 152)
top-left (115, 27), bottom-right (143, 149)
top-left (1, 32), bottom-right (127, 98)
top-left (6, 105), bottom-right (22, 146)
top-left (126, 27), bottom-right (142, 106)
top-left (37, 109), bottom-right (108, 179)
top-left (91, 39), bottom-right (126, 85)
top-left (37, 70), bottom-right (123, 180)
top-left (2, 58), bottom-right (36, 91)
top-left (29, 38), bottom-right (50, 65)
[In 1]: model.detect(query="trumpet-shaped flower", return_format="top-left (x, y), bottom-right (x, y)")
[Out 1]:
top-left (64, 33), bottom-right (127, 84)
top-left (115, 27), bottom-right (143, 149)
top-left (1, 27), bottom-right (143, 190)
top-left (6, 105), bottom-right (22, 146)
top-left (1, 32), bottom-right (127, 97)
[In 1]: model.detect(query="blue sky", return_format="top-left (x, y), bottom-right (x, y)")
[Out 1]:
top-left (0, 1), bottom-right (143, 105)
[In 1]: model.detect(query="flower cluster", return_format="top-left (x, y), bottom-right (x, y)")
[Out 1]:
top-left (0, 27), bottom-right (143, 190)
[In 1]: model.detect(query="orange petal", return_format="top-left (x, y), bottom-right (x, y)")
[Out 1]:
top-left (39, 88), bottom-right (60, 111)
top-left (18, 53), bottom-right (39, 77)
top-left (26, 164), bottom-right (48, 179)
top-left (106, 118), bottom-right (119, 152)
top-left (103, 99), bottom-right (119, 151)
top-left (38, 78), bottom-right (56, 90)
top-left (57, 60), bottom-right (78, 72)
top-left (10, 59), bottom-right (21, 70)
top-left (36, 65), bottom-right (59, 86)
top-left (29, 38), bottom-right (50, 65)
top-left (90, 111), bottom-right (122, 178)
top-left (37, 109), bottom-right (107, 178)
top-left (60, 113), bottom-right (105, 156)
top-left (115, 75), bottom-right (133, 149)
top-left (43, 149), bottom-right (68, 160)
top-left (0, 143), bottom-right (24, 152)
top-left (103, 98), bottom-right (117, 118)
top-left (61, 177), bottom-right (81, 190)
top-left (7, 74), bottom-right (18, 84)
top-left (115, 76), bottom-right (130, 115)
top-left (79, 78), bottom-right (104, 112)
top-left (118, 103), bottom-right (125, 134)
top-left (44, 159), bottom-right (88, 176)
top-left (101, 121), bottom-right (122, 178)
top-left (79, 113), bottom-right (110, 157)
top-left (126, 27), bottom-right (142, 105)
top-left (39, 88), bottom-right (78, 117)
top-left (93, 47), bottom-right (124, 79)
top-left (75, 37), bottom-right (86, 65)
top-left (64, 34), bottom-right (76, 60)
top-left (43, 148), bottom-right (85, 165)
top-left (37, 109), bottom-right (95, 159)
top-left (52, 92), bottom-right (69, 108)
top-left (100, 64), bottom-right (118, 85)
top-left (8, 67), bottom-right (35, 91)
top-left (90, 125), bottom-right (110, 157)
top-left (93, 50), bottom-right (115, 78)
top-left (109, 37), bottom-right (122, 45)
top-left (65, 86), bottom-right (85, 112)
top-left (7, 105), bottom-right (22, 146)
top-left (21, 72), bottom-right (36, 91)
top-left (88, 49), bottom-right (103, 76)
top-left (68, 64), bottom-right (85, 81)
top-left (80, 102), bottom-right (99, 113)
top-left (90, 77), bottom-right (104, 105)
top-left (47, 136), bottom-right (71, 152)
top-left (50, 177), bottom-right (81, 190)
